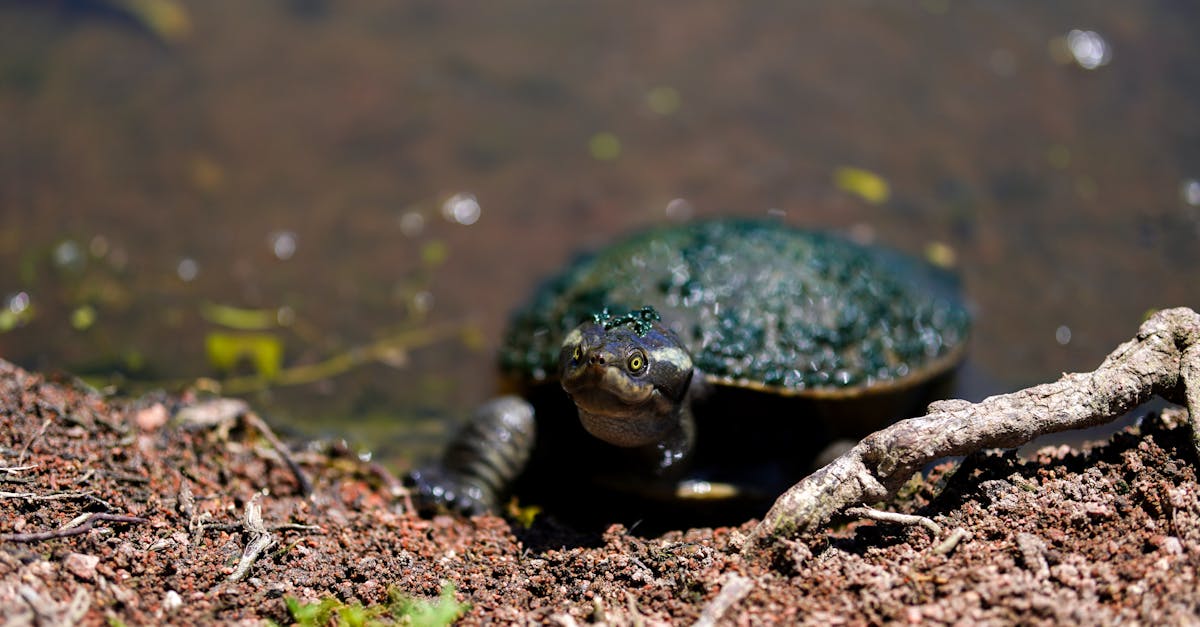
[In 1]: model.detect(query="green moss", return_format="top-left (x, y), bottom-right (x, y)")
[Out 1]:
top-left (276, 584), bottom-right (469, 627)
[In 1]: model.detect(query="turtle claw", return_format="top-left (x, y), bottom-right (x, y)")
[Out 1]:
top-left (406, 466), bottom-right (495, 516)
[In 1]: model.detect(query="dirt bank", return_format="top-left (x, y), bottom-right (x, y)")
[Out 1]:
top-left (1, 359), bottom-right (1198, 625)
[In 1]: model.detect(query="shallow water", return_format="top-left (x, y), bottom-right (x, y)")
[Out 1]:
top-left (1, 1), bottom-right (1197, 466)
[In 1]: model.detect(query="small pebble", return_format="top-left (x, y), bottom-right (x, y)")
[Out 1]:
top-left (64, 552), bottom-right (100, 581)
top-left (163, 590), bottom-right (183, 612)
top-left (136, 403), bottom-right (169, 431)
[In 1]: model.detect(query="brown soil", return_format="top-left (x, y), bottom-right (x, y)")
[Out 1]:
top-left (2, 358), bottom-right (1198, 625)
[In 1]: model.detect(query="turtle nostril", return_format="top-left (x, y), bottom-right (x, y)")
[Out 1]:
top-left (589, 353), bottom-right (605, 365)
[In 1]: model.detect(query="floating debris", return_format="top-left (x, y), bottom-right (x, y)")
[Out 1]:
top-left (107, 0), bottom-right (192, 43)
top-left (588, 132), bottom-right (621, 161)
top-left (205, 332), bottom-right (284, 380)
top-left (647, 86), bottom-right (681, 115)
top-left (200, 302), bottom-right (280, 331)
top-left (834, 166), bottom-right (891, 205)
top-left (71, 305), bottom-right (96, 331)
top-left (924, 241), bottom-right (957, 269)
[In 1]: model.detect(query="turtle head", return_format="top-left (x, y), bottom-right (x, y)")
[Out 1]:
top-left (559, 307), bottom-right (694, 448)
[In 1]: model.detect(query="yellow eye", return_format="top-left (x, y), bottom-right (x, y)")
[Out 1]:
top-left (627, 350), bottom-right (647, 373)
top-left (572, 345), bottom-right (582, 362)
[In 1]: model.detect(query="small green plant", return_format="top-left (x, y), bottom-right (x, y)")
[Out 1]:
top-left (277, 583), bottom-right (469, 627)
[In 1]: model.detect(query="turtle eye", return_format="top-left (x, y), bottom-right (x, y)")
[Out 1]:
top-left (626, 349), bottom-right (648, 374)
top-left (571, 345), bottom-right (583, 363)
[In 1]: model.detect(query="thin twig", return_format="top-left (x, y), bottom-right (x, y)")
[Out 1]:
top-left (18, 586), bottom-right (91, 626)
top-left (100, 470), bottom-right (150, 484)
top-left (694, 573), bottom-right (754, 627)
top-left (200, 522), bottom-right (323, 533)
top-left (749, 307), bottom-right (1200, 548)
top-left (17, 417), bottom-right (52, 465)
top-left (932, 528), bottom-right (972, 556)
top-left (0, 490), bottom-right (93, 501)
top-left (242, 412), bottom-right (313, 497)
top-left (227, 493), bottom-right (276, 582)
top-left (0, 489), bottom-right (113, 511)
top-left (368, 462), bottom-right (415, 514)
top-left (844, 505), bottom-right (942, 536)
top-left (0, 513), bottom-right (149, 543)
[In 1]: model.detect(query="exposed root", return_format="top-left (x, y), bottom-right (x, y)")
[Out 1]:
top-left (749, 307), bottom-right (1200, 549)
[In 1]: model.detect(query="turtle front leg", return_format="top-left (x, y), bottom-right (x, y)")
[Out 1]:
top-left (407, 396), bottom-right (536, 515)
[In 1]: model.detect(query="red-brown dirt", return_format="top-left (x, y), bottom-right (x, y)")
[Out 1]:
top-left (1, 359), bottom-right (1198, 625)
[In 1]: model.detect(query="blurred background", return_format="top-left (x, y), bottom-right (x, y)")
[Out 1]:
top-left (0, 1), bottom-right (1197, 467)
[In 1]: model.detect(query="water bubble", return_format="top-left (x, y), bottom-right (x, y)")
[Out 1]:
top-left (398, 211), bottom-right (425, 237)
top-left (108, 246), bottom-right (129, 271)
top-left (664, 198), bottom-right (694, 221)
top-left (177, 258), bottom-right (199, 282)
top-left (1066, 29), bottom-right (1111, 70)
top-left (1181, 179), bottom-right (1200, 206)
top-left (919, 0), bottom-right (949, 14)
top-left (441, 193), bottom-right (481, 226)
top-left (8, 292), bottom-right (30, 314)
top-left (411, 290), bottom-right (434, 315)
top-left (53, 240), bottom-right (82, 269)
top-left (89, 235), bottom-right (109, 258)
top-left (1055, 325), bottom-right (1072, 346)
top-left (988, 48), bottom-right (1017, 77)
top-left (276, 306), bottom-right (295, 327)
top-left (1046, 144), bottom-right (1071, 169)
top-left (269, 230), bottom-right (297, 260)
top-left (0, 293), bottom-right (31, 332)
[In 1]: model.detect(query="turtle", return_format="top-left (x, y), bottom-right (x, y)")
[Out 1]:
top-left (409, 218), bottom-right (970, 527)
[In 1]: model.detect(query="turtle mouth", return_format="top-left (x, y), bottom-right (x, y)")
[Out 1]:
top-left (561, 364), bottom-right (672, 447)
top-left (562, 363), bottom-right (655, 408)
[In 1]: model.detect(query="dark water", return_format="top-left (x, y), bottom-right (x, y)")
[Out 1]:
top-left (1, 1), bottom-right (1197, 467)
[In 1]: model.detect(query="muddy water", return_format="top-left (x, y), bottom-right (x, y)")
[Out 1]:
top-left (1, 2), bottom-right (1197, 465)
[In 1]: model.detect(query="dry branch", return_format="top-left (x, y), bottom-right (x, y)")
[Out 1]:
top-left (749, 306), bottom-right (1200, 549)
top-left (0, 513), bottom-right (149, 543)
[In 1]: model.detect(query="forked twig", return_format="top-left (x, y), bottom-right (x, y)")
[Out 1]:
top-left (227, 492), bottom-right (276, 582)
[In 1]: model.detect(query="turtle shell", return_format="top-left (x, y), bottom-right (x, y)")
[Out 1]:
top-left (499, 219), bottom-right (969, 397)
